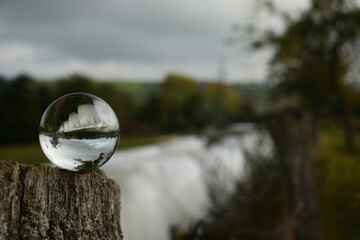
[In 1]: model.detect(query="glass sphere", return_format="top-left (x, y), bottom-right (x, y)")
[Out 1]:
top-left (39, 92), bottom-right (120, 172)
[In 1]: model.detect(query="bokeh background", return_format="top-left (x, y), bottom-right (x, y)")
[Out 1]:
top-left (0, 0), bottom-right (360, 239)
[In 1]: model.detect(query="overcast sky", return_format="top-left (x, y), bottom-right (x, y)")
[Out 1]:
top-left (0, 0), bottom-right (309, 82)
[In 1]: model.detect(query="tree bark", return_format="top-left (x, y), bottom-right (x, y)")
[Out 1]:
top-left (0, 160), bottom-right (122, 240)
top-left (267, 113), bottom-right (322, 240)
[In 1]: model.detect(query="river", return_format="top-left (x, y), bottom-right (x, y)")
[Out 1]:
top-left (102, 124), bottom-right (272, 240)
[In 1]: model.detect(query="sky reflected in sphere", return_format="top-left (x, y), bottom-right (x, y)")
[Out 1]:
top-left (39, 92), bottom-right (120, 172)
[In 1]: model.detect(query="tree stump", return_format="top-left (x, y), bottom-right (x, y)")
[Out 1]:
top-left (0, 160), bottom-right (122, 240)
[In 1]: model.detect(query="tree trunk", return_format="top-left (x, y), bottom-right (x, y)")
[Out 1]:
top-left (267, 113), bottom-right (322, 240)
top-left (0, 160), bottom-right (122, 240)
top-left (335, 83), bottom-right (356, 152)
top-left (329, 42), bottom-right (356, 152)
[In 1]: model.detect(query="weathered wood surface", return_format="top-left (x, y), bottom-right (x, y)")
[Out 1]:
top-left (0, 160), bottom-right (122, 240)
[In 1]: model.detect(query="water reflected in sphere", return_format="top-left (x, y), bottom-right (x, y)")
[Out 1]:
top-left (39, 93), bottom-right (120, 172)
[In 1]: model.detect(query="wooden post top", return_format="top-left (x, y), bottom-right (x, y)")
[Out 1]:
top-left (0, 160), bottom-right (122, 240)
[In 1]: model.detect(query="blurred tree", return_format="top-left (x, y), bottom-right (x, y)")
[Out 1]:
top-left (0, 74), bottom-right (39, 143)
top-left (55, 73), bottom-right (94, 97)
top-left (0, 74), bottom-right (6, 88)
top-left (141, 75), bottom-right (247, 131)
top-left (0, 75), bottom-right (7, 100)
top-left (141, 73), bottom-right (197, 131)
top-left (183, 92), bottom-right (207, 128)
top-left (200, 83), bottom-right (240, 126)
top-left (256, 0), bottom-right (360, 151)
top-left (56, 74), bottom-right (136, 129)
top-left (95, 83), bottom-right (136, 127)
top-left (238, 101), bottom-right (255, 120)
top-left (37, 85), bottom-right (54, 114)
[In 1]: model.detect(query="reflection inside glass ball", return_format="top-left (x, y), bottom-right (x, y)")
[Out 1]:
top-left (39, 92), bottom-right (120, 172)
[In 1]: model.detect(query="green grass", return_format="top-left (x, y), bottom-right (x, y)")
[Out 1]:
top-left (0, 143), bottom-right (48, 165)
top-left (117, 133), bottom-right (166, 150)
top-left (313, 124), bottom-right (360, 240)
top-left (0, 134), bottom-right (165, 165)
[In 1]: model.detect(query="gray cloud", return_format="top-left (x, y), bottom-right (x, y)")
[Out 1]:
top-left (0, 0), bottom-right (309, 81)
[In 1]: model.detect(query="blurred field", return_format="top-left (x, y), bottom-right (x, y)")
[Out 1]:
top-left (0, 134), bottom-right (163, 165)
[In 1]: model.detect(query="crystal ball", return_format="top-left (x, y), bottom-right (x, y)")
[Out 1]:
top-left (39, 92), bottom-right (120, 172)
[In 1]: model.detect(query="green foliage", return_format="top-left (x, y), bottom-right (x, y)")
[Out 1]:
top-left (104, 81), bottom-right (156, 105)
top-left (254, 0), bottom-right (360, 151)
top-left (141, 74), bottom-right (252, 131)
top-left (173, 122), bottom-right (360, 240)
top-left (201, 155), bottom-right (288, 240)
top-left (94, 83), bottom-right (136, 125)
top-left (312, 122), bottom-right (360, 239)
top-left (0, 72), bottom-right (262, 143)
top-left (257, 0), bottom-right (360, 113)
top-left (55, 74), bottom-right (94, 96)
top-left (200, 83), bottom-right (241, 125)
top-left (0, 74), bottom-right (41, 143)
top-left (140, 73), bottom-right (198, 131)
top-left (0, 73), bottom-right (139, 143)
